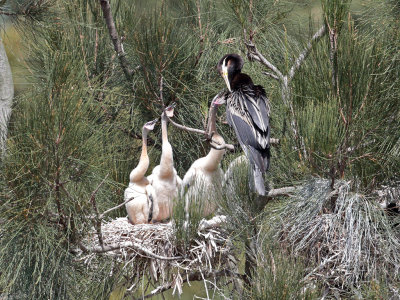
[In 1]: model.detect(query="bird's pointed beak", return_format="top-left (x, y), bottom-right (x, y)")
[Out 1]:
top-left (222, 72), bottom-right (231, 92)
top-left (165, 102), bottom-right (176, 118)
top-left (221, 64), bottom-right (231, 92)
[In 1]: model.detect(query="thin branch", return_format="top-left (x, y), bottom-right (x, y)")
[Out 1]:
top-left (79, 241), bottom-right (183, 260)
top-left (288, 24), bottom-right (327, 81)
top-left (245, 41), bottom-right (284, 81)
top-left (99, 196), bottom-right (134, 219)
top-left (99, 0), bottom-right (133, 81)
top-left (90, 174), bottom-right (109, 247)
top-left (262, 71), bottom-right (280, 81)
top-left (136, 269), bottom-right (245, 300)
top-left (166, 116), bottom-right (235, 151)
top-left (0, 10), bottom-right (17, 16)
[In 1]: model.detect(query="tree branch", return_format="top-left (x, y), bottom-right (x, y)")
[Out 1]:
top-left (0, 9), bottom-right (17, 16)
top-left (288, 24), bottom-right (327, 81)
top-left (79, 241), bottom-right (183, 260)
top-left (262, 71), bottom-right (280, 81)
top-left (99, 196), bottom-right (135, 219)
top-left (266, 186), bottom-right (296, 197)
top-left (166, 116), bottom-right (235, 151)
top-left (99, 0), bottom-right (133, 81)
top-left (245, 41), bottom-right (284, 81)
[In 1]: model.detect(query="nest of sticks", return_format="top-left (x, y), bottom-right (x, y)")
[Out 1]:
top-left (79, 215), bottom-right (235, 297)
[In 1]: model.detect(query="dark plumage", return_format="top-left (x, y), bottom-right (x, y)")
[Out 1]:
top-left (217, 54), bottom-right (271, 195)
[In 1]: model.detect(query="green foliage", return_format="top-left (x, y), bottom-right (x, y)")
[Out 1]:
top-left (0, 0), bottom-right (399, 298)
top-left (243, 244), bottom-right (321, 300)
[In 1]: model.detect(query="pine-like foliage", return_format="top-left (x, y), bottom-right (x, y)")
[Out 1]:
top-left (0, 0), bottom-right (399, 299)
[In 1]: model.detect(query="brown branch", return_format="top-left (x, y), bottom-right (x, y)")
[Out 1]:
top-left (99, 0), bottom-right (133, 81)
top-left (0, 10), bottom-right (17, 16)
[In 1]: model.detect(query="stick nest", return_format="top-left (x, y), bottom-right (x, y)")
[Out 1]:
top-left (81, 216), bottom-right (233, 296)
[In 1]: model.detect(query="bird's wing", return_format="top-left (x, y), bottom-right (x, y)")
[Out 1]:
top-left (241, 86), bottom-right (270, 149)
top-left (227, 110), bottom-right (265, 171)
top-left (226, 88), bottom-right (271, 172)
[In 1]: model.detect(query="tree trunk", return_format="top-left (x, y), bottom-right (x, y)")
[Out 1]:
top-left (0, 37), bottom-right (13, 154)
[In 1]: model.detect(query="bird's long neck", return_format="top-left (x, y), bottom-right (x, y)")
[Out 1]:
top-left (207, 103), bottom-right (217, 133)
top-left (129, 128), bottom-right (150, 183)
top-left (204, 103), bottom-right (225, 171)
top-left (160, 113), bottom-right (174, 178)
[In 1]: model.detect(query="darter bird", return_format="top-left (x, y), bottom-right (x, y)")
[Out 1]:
top-left (148, 103), bottom-right (182, 222)
top-left (124, 118), bottom-right (158, 224)
top-left (181, 93), bottom-right (226, 218)
top-left (217, 53), bottom-right (271, 196)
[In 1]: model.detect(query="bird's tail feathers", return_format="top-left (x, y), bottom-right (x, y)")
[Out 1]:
top-left (253, 167), bottom-right (266, 196)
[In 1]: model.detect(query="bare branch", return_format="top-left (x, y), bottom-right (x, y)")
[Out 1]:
top-left (198, 215), bottom-right (227, 231)
top-left (99, 0), bottom-right (133, 81)
top-left (266, 186), bottom-right (296, 197)
top-left (245, 41), bottom-right (284, 81)
top-left (262, 71), bottom-right (280, 81)
top-left (99, 196), bottom-right (134, 219)
top-left (79, 240), bottom-right (183, 260)
top-left (288, 24), bottom-right (327, 81)
top-left (167, 116), bottom-right (235, 151)
top-left (0, 9), bottom-right (17, 16)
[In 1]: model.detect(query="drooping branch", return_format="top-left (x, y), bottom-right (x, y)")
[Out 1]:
top-left (99, 0), bottom-right (133, 81)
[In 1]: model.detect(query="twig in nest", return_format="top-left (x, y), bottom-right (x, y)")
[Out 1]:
top-left (79, 240), bottom-right (183, 260)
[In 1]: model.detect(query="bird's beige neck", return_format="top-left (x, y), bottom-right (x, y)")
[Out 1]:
top-left (204, 103), bottom-right (225, 171)
top-left (204, 142), bottom-right (225, 171)
top-left (129, 129), bottom-right (150, 183)
top-left (207, 103), bottom-right (218, 134)
top-left (160, 114), bottom-right (174, 177)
